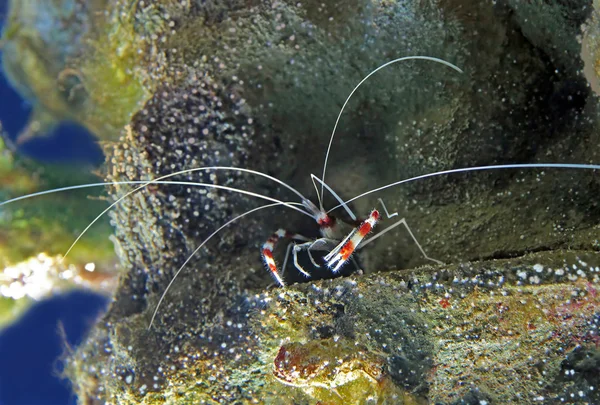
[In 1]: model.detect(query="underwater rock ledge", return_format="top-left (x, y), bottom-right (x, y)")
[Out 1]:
top-left (66, 249), bottom-right (600, 404)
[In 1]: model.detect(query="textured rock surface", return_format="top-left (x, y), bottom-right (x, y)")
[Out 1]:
top-left (57, 0), bottom-right (600, 403)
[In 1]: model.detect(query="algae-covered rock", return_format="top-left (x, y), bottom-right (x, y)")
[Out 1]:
top-left (258, 250), bottom-right (600, 404)
top-left (68, 250), bottom-right (600, 404)
top-left (50, 0), bottom-right (600, 403)
top-left (1, 0), bottom-right (157, 144)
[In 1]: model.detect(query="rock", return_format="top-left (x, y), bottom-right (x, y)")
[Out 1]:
top-left (1, 0), bottom-right (155, 144)
top-left (54, 0), bottom-right (600, 403)
top-left (582, 0), bottom-right (600, 96)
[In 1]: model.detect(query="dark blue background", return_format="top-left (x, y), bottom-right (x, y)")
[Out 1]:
top-left (0, 293), bottom-right (108, 405)
top-left (0, 1), bottom-right (110, 404)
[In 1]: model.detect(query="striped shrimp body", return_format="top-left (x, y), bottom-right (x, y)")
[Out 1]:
top-left (260, 185), bottom-right (446, 287)
top-left (261, 197), bottom-right (382, 287)
top-left (259, 56), bottom-right (465, 287)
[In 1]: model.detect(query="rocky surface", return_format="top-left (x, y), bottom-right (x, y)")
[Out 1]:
top-left (38, 0), bottom-right (600, 403)
top-left (68, 249), bottom-right (600, 404)
top-left (1, 0), bottom-right (155, 143)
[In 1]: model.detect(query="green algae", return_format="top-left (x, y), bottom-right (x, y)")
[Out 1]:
top-left (0, 133), bottom-right (117, 329)
top-left (0, 295), bottom-right (31, 329)
top-left (1, 0), bottom-right (155, 144)
top-left (0, 137), bottom-right (114, 266)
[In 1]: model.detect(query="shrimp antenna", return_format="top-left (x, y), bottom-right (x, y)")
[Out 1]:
top-left (62, 176), bottom-right (313, 262)
top-left (310, 174), bottom-right (356, 221)
top-left (328, 163), bottom-right (600, 212)
top-left (0, 166), bottom-right (310, 207)
top-left (148, 201), bottom-right (301, 329)
top-left (319, 56), bottom-right (463, 209)
top-left (310, 173), bottom-right (323, 209)
top-left (1, 180), bottom-right (311, 217)
top-left (1, 166), bottom-right (316, 262)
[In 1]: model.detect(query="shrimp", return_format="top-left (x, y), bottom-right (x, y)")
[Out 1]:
top-left (1, 56), bottom-right (598, 333)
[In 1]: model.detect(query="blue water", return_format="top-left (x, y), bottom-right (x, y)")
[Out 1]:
top-left (0, 1), bottom-right (109, 404)
top-left (0, 292), bottom-right (108, 405)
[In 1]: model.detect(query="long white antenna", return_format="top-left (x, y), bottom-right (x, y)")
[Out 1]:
top-left (310, 174), bottom-right (356, 221)
top-left (148, 201), bottom-right (301, 329)
top-left (1, 176), bottom-right (313, 264)
top-left (0, 166), bottom-right (310, 207)
top-left (328, 163), bottom-right (600, 213)
top-left (319, 56), bottom-right (463, 208)
top-left (61, 178), bottom-right (312, 262)
top-left (0, 165), bottom-right (316, 262)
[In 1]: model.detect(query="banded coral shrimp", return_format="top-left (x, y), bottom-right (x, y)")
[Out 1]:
top-left (3, 54), bottom-right (600, 337)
